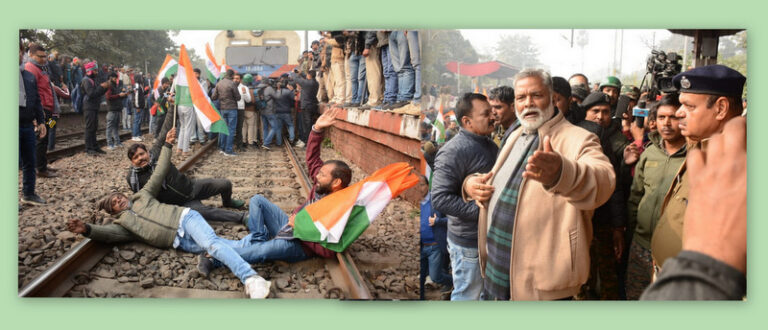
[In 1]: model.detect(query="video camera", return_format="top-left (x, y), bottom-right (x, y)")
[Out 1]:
top-left (629, 50), bottom-right (683, 128)
top-left (644, 50), bottom-right (682, 100)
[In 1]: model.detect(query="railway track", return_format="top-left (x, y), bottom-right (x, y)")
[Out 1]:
top-left (47, 127), bottom-right (149, 163)
top-left (20, 136), bottom-right (372, 299)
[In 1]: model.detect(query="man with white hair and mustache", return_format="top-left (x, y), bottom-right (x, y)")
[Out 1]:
top-left (463, 68), bottom-right (615, 300)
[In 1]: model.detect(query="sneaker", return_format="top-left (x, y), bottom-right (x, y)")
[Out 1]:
top-left (227, 199), bottom-right (246, 209)
top-left (224, 152), bottom-right (238, 157)
top-left (343, 102), bottom-right (360, 108)
top-left (86, 150), bottom-right (102, 156)
top-left (295, 140), bottom-right (306, 148)
top-left (107, 145), bottom-right (116, 151)
top-left (390, 101), bottom-right (410, 110)
top-left (131, 137), bottom-right (143, 142)
top-left (245, 275), bottom-right (271, 299)
top-left (197, 255), bottom-right (214, 277)
top-left (360, 102), bottom-right (380, 110)
top-left (219, 150), bottom-right (226, 155)
top-left (373, 102), bottom-right (392, 111)
top-left (95, 148), bottom-right (107, 154)
top-left (21, 194), bottom-right (46, 205)
top-left (260, 145), bottom-right (271, 151)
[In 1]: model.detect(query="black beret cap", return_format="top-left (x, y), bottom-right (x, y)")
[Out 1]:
top-left (571, 84), bottom-right (590, 101)
top-left (552, 76), bottom-right (571, 98)
top-left (581, 92), bottom-right (611, 110)
top-left (673, 64), bottom-right (746, 96)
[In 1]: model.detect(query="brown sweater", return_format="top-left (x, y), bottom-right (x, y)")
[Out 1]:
top-left (468, 111), bottom-right (615, 300)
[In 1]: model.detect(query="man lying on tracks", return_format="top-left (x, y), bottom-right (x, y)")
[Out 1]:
top-left (66, 128), bottom-right (272, 299)
top-left (124, 112), bottom-right (247, 223)
top-left (197, 107), bottom-right (344, 274)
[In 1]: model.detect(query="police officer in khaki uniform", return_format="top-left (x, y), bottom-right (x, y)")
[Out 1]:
top-left (651, 64), bottom-right (746, 271)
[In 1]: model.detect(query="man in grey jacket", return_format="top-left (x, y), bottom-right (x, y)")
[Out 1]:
top-left (67, 128), bottom-right (271, 299)
top-left (211, 70), bottom-right (241, 156)
top-left (263, 80), bottom-right (295, 147)
top-left (432, 93), bottom-right (498, 300)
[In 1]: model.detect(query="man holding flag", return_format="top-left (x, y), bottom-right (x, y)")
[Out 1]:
top-left (197, 108), bottom-right (346, 274)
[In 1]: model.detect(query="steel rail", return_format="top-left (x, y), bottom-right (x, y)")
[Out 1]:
top-left (19, 138), bottom-right (219, 297)
top-left (47, 128), bottom-right (149, 162)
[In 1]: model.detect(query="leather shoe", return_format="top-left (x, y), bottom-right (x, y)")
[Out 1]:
top-left (37, 170), bottom-right (59, 178)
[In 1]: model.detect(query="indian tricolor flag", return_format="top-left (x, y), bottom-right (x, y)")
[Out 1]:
top-left (432, 104), bottom-right (446, 143)
top-left (204, 43), bottom-right (221, 85)
top-left (175, 44), bottom-right (229, 135)
top-left (152, 54), bottom-right (178, 99)
top-left (293, 163), bottom-right (419, 252)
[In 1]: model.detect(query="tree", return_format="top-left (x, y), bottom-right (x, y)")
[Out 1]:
top-left (19, 29), bottom-right (52, 48)
top-left (493, 34), bottom-right (541, 68)
top-left (422, 30), bottom-right (479, 90)
top-left (39, 30), bottom-right (177, 74)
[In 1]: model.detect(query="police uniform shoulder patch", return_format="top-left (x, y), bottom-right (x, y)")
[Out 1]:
top-left (680, 76), bottom-right (691, 89)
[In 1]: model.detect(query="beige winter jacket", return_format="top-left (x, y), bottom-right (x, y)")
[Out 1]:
top-left (468, 111), bottom-right (615, 300)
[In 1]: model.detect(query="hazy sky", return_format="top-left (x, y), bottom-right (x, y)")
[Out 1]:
top-left (460, 29), bottom-right (677, 81)
top-left (170, 30), bottom-right (321, 60)
top-left (171, 29), bottom-right (680, 82)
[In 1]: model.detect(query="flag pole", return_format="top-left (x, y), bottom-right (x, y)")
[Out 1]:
top-left (170, 75), bottom-right (178, 130)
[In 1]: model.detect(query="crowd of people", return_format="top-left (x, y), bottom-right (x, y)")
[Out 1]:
top-left (19, 40), bottom-right (159, 206)
top-left (296, 30), bottom-right (421, 113)
top-left (19, 32), bottom-right (747, 300)
top-left (419, 63), bottom-right (746, 300)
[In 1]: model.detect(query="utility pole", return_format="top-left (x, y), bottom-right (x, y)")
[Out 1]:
top-left (457, 62), bottom-right (461, 95)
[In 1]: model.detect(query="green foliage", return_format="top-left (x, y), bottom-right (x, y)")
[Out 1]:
top-left (29, 30), bottom-right (178, 74)
top-left (493, 34), bottom-right (541, 68)
top-left (422, 30), bottom-right (479, 89)
top-left (19, 29), bottom-right (51, 47)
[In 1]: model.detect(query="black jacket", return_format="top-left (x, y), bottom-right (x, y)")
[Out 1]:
top-left (576, 120), bottom-right (630, 228)
top-left (266, 87), bottom-right (294, 114)
top-left (106, 82), bottom-right (125, 112)
top-left (641, 251), bottom-right (745, 300)
top-left (291, 72), bottom-right (319, 108)
top-left (81, 76), bottom-right (107, 111)
top-left (432, 128), bottom-right (498, 247)
top-left (364, 31), bottom-right (378, 50)
top-left (20, 69), bottom-right (45, 127)
top-left (125, 141), bottom-right (195, 206)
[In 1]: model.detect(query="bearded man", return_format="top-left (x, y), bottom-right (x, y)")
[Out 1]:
top-left (197, 108), bottom-right (344, 274)
top-left (463, 68), bottom-right (615, 300)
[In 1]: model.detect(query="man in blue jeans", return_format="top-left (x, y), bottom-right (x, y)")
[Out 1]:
top-left (417, 175), bottom-right (452, 300)
top-left (212, 70), bottom-right (241, 155)
top-left (263, 81), bottom-right (295, 147)
top-left (376, 31), bottom-right (398, 110)
top-left (431, 93), bottom-right (498, 300)
top-left (387, 30), bottom-right (421, 110)
top-left (198, 108), bottom-right (345, 272)
top-left (66, 128), bottom-right (270, 298)
top-left (344, 31), bottom-right (367, 108)
top-left (19, 43), bottom-right (48, 205)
